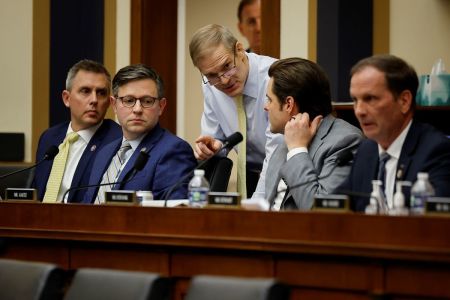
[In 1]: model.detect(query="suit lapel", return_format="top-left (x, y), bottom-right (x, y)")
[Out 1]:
top-left (308, 115), bottom-right (335, 161)
top-left (117, 125), bottom-right (165, 183)
top-left (397, 121), bottom-right (420, 181)
top-left (266, 144), bottom-right (287, 207)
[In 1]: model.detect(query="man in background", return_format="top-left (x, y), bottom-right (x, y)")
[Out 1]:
top-left (237, 0), bottom-right (261, 53)
top-left (34, 59), bottom-right (121, 203)
top-left (339, 54), bottom-right (450, 211)
top-left (189, 24), bottom-right (282, 199)
top-left (83, 64), bottom-right (196, 203)
top-left (260, 58), bottom-right (362, 210)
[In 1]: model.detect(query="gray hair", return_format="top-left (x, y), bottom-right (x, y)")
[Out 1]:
top-left (112, 64), bottom-right (164, 98)
top-left (66, 59), bottom-right (111, 92)
top-left (189, 24), bottom-right (237, 67)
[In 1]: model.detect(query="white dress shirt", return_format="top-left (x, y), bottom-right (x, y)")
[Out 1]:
top-left (200, 52), bottom-right (283, 197)
top-left (59, 122), bottom-right (102, 203)
top-left (378, 120), bottom-right (412, 208)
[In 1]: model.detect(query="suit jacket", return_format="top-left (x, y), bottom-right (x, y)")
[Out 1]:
top-left (83, 124), bottom-right (197, 203)
top-left (339, 120), bottom-right (450, 212)
top-left (33, 119), bottom-right (122, 202)
top-left (265, 115), bottom-right (363, 210)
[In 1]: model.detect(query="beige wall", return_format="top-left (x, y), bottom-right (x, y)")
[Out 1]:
top-left (0, 1), bottom-right (33, 162)
top-left (390, 0), bottom-right (450, 75)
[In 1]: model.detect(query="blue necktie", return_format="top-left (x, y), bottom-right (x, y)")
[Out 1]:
top-left (377, 152), bottom-right (391, 197)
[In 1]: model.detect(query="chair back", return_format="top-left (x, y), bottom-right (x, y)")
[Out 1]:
top-left (185, 275), bottom-right (290, 300)
top-left (0, 258), bottom-right (65, 300)
top-left (0, 165), bottom-right (34, 199)
top-left (198, 156), bottom-right (233, 192)
top-left (64, 268), bottom-right (170, 300)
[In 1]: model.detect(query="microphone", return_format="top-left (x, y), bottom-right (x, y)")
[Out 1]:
top-left (61, 149), bottom-right (149, 202)
top-left (276, 150), bottom-right (354, 197)
top-left (0, 145), bottom-right (59, 180)
top-left (162, 132), bottom-right (243, 205)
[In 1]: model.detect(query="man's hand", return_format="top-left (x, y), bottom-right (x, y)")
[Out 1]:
top-left (284, 112), bottom-right (323, 150)
top-left (194, 135), bottom-right (223, 160)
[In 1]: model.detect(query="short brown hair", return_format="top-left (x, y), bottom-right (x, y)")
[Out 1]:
top-left (66, 59), bottom-right (111, 93)
top-left (269, 57), bottom-right (332, 119)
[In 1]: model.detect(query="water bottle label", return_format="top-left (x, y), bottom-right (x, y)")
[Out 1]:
top-left (189, 188), bottom-right (209, 207)
top-left (411, 195), bottom-right (427, 214)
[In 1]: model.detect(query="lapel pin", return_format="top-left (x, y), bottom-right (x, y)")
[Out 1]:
top-left (141, 147), bottom-right (147, 152)
top-left (90, 145), bottom-right (97, 152)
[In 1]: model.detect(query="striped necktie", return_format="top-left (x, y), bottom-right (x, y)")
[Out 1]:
top-left (43, 132), bottom-right (79, 203)
top-left (96, 141), bottom-right (132, 204)
top-left (377, 152), bottom-right (391, 197)
top-left (235, 95), bottom-right (247, 199)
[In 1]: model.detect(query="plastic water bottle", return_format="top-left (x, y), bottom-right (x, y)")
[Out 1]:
top-left (188, 169), bottom-right (210, 208)
top-left (365, 180), bottom-right (386, 215)
top-left (410, 172), bottom-right (435, 215)
top-left (389, 181), bottom-right (410, 216)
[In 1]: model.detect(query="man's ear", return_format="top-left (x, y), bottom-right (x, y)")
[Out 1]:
top-left (235, 41), bottom-right (245, 53)
top-left (110, 96), bottom-right (117, 114)
top-left (285, 96), bottom-right (296, 113)
top-left (62, 90), bottom-right (70, 108)
top-left (398, 90), bottom-right (413, 114)
top-left (158, 98), bottom-right (167, 116)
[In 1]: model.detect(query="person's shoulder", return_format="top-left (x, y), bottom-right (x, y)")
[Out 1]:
top-left (39, 121), bottom-right (70, 139)
top-left (411, 121), bottom-right (449, 144)
top-left (249, 52), bottom-right (277, 68)
top-left (333, 117), bottom-right (363, 136)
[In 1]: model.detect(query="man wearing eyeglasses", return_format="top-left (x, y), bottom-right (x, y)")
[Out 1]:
top-left (189, 24), bottom-right (283, 199)
top-left (34, 59), bottom-right (121, 203)
top-left (82, 64), bottom-right (197, 203)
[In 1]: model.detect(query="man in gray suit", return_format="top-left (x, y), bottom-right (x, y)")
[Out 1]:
top-left (254, 58), bottom-right (363, 210)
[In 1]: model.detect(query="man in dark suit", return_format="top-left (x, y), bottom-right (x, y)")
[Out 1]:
top-left (339, 54), bottom-right (450, 212)
top-left (83, 64), bottom-right (197, 203)
top-left (34, 59), bottom-right (121, 203)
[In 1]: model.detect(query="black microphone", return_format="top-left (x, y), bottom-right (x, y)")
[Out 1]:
top-left (276, 150), bottom-right (354, 197)
top-left (61, 149), bottom-right (149, 202)
top-left (0, 145), bottom-right (59, 180)
top-left (162, 132), bottom-right (243, 206)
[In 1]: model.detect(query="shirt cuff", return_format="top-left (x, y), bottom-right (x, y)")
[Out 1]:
top-left (287, 147), bottom-right (308, 160)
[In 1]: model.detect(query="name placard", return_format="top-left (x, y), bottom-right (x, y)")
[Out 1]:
top-left (426, 197), bottom-right (450, 215)
top-left (105, 190), bottom-right (137, 205)
top-left (5, 188), bottom-right (37, 201)
top-left (208, 192), bottom-right (241, 207)
top-left (313, 194), bottom-right (350, 212)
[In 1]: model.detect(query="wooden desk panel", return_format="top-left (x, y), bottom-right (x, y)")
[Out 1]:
top-left (0, 202), bottom-right (450, 299)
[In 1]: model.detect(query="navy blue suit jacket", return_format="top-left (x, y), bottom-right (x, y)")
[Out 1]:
top-left (33, 119), bottom-right (121, 202)
top-left (83, 124), bottom-right (197, 203)
top-left (339, 121), bottom-right (450, 212)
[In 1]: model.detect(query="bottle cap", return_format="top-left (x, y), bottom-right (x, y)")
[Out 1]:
top-left (194, 169), bottom-right (205, 176)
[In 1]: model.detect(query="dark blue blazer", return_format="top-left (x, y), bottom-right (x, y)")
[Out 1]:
top-left (339, 121), bottom-right (450, 212)
top-left (33, 119), bottom-right (121, 202)
top-left (83, 124), bottom-right (197, 203)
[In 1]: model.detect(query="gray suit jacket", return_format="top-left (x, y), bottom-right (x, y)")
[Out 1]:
top-left (265, 115), bottom-right (363, 210)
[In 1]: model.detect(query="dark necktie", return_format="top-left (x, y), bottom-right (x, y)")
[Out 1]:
top-left (377, 152), bottom-right (391, 196)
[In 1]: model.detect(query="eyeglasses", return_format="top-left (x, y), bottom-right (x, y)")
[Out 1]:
top-left (116, 95), bottom-right (160, 108)
top-left (201, 47), bottom-right (237, 86)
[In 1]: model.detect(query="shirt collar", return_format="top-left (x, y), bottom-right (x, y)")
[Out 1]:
top-left (123, 134), bottom-right (146, 151)
top-left (378, 120), bottom-right (412, 159)
top-left (67, 121), bottom-right (102, 144)
top-left (242, 52), bottom-right (258, 100)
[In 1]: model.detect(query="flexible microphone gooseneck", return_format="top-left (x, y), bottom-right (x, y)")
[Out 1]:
top-left (162, 132), bottom-right (244, 206)
top-left (276, 150), bottom-right (354, 198)
top-left (61, 149), bottom-right (149, 202)
top-left (0, 145), bottom-right (59, 180)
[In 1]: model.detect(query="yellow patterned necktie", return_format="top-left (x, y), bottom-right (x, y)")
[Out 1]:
top-left (235, 95), bottom-right (247, 199)
top-left (43, 132), bottom-right (79, 203)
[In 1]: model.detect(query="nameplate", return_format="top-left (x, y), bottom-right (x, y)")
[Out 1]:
top-left (105, 190), bottom-right (137, 205)
top-left (313, 194), bottom-right (350, 212)
top-left (208, 192), bottom-right (241, 207)
top-left (426, 197), bottom-right (450, 215)
top-left (5, 188), bottom-right (37, 201)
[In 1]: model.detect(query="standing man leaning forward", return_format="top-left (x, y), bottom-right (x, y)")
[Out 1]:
top-left (189, 24), bottom-right (282, 199)
top-left (237, 0), bottom-right (261, 54)
top-left (83, 64), bottom-right (196, 203)
top-left (339, 54), bottom-right (450, 212)
top-left (34, 59), bottom-right (121, 203)
top-left (260, 58), bottom-right (362, 210)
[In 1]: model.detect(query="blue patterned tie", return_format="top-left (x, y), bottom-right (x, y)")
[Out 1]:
top-left (377, 152), bottom-right (391, 197)
top-left (96, 141), bottom-right (132, 203)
